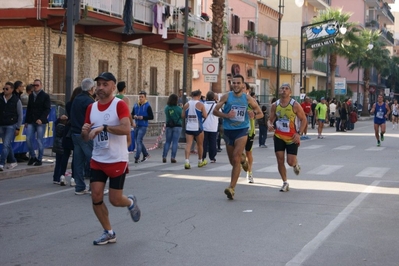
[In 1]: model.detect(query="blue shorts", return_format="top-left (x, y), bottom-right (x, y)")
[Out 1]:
top-left (223, 128), bottom-right (248, 146)
top-left (318, 119), bottom-right (326, 123)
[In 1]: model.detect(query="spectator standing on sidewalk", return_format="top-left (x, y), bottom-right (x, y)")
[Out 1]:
top-left (25, 79), bottom-right (51, 166)
top-left (82, 71), bottom-right (141, 246)
top-left (202, 91), bottom-right (218, 163)
top-left (268, 83), bottom-right (307, 192)
top-left (11, 81), bottom-right (28, 163)
top-left (335, 101), bottom-right (342, 132)
top-left (182, 89), bottom-right (208, 169)
top-left (132, 91), bottom-right (154, 163)
top-left (257, 105), bottom-right (268, 148)
top-left (300, 97), bottom-right (312, 139)
top-left (315, 97), bottom-right (328, 139)
top-left (213, 75), bottom-right (262, 200)
top-left (70, 78), bottom-right (95, 195)
top-left (116, 81), bottom-right (134, 146)
top-left (391, 99), bottom-right (398, 130)
top-left (329, 99), bottom-right (337, 127)
top-left (0, 82), bottom-right (23, 171)
top-left (162, 93), bottom-right (182, 163)
top-left (310, 99), bottom-right (317, 129)
top-left (53, 87), bottom-right (82, 187)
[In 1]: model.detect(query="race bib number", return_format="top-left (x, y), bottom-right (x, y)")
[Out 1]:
top-left (94, 131), bottom-right (109, 150)
top-left (276, 118), bottom-right (290, 133)
top-left (230, 105), bottom-right (246, 122)
top-left (376, 111), bottom-right (384, 119)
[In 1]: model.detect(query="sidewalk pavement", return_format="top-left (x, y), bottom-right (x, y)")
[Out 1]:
top-left (1, 115), bottom-right (373, 180)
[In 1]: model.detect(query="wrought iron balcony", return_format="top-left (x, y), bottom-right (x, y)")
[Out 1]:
top-left (228, 35), bottom-right (272, 60)
top-left (258, 53), bottom-right (292, 72)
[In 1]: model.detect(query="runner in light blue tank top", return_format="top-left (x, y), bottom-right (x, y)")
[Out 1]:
top-left (222, 92), bottom-right (249, 130)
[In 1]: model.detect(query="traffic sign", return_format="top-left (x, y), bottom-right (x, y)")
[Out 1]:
top-left (204, 75), bottom-right (217, 83)
top-left (203, 57), bottom-right (219, 75)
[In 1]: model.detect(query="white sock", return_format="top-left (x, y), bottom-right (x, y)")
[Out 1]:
top-left (128, 198), bottom-right (134, 209)
top-left (107, 229), bottom-right (114, 235)
top-left (185, 159), bottom-right (189, 164)
top-left (198, 159), bottom-right (202, 163)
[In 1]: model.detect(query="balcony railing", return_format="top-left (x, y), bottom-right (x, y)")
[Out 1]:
top-left (259, 53), bottom-right (292, 72)
top-left (49, 0), bottom-right (211, 40)
top-left (381, 28), bottom-right (394, 44)
top-left (365, 20), bottom-right (380, 29)
top-left (228, 35), bottom-right (271, 58)
top-left (379, 3), bottom-right (395, 23)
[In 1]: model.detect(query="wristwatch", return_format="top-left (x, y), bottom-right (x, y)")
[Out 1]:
top-left (103, 124), bottom-right (108, 132)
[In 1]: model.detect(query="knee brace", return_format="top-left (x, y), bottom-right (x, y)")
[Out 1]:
top-left (93, 201), bottom-right (103, 206)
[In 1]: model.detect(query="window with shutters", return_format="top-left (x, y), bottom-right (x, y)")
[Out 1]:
top-left (53, 54), bottom-right (66, 94)
top-left (98, 60), bottom-right (109, 74)
top-left (247, 21), bottom-right (255, 32)
top-left (150, 67), bottom-right (157, 95)
top-left (173, 70), bottom-right (180, 94)
top-left (231, 14), bottom-right (240, 34)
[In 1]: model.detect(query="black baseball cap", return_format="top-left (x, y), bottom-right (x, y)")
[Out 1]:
top-left (94, 72), bottom-right (116, 83)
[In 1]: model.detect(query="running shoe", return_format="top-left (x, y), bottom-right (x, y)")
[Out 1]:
top-left (171, 158), bottom-right (177, 163)
top-left (247, 172), bottom-right (254, 183)
top-left (75, 189), bottom-right (90, 195)
top-left (198, 159), bottom-right (208, 167)
top-left (53, 181), bottom-right (60, 185)
top-left (184, 163), bottom-right (191, 169)
top-left (381, 133), bottom-right (384, 141)
top-left (60, 175), bottom-right (67, 186)
top-left (93, 230), bottom-right (116, 245)
top-left (141, 154), bottom-right (151, 162)
top-left (162, 157), bottom-right (166, 163)
top-left (280, 182), bottom-right (289, 192)
top-left (0, 165), bottom-right (4, 171)
top-left (7, 162), bottom-right (18, 170)
top-left (293, 164), bottom-right (301, 175)
top-left (224, 187), bottom-right (235, 200)
top-left (70, 178), bottom-right (76, 187)
top-left (377, 140), bottom-right (381, 147)
top-left (127, 195), bottom-right (141, 222)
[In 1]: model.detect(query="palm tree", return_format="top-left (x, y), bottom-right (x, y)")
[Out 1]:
top-left (311, 8), bottom-right (360, 98)
top-left (381, 56), bottom-right (399, 100)
top-left (346, 30), bottom-right (389, 116)
top-left (210, 0), bottom-right (225, 93)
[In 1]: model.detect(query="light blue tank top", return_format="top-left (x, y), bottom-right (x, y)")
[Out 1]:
top-left (222, 92), bottom-right (249, 130)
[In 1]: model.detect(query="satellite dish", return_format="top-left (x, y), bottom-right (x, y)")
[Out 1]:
top-left (295, 0), bottom-right (304, 7)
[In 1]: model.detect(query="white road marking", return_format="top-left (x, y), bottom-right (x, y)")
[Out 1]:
top-left (356, 167), bottom-right (390, 178)
top-left (205, 164), bottom-right (233, 172)
top-left (257, 163), bottom-right (290, 172)
top-left (333, 145), bottom-right (355, 150)
top-left (366, 146), bottom-right (386, 151)
top-left (286, 180), bottom-right (380, 266)
top-left (307, 165), bottom-right (343, 175)
top-left (301, 145), bottom-right (324, 150)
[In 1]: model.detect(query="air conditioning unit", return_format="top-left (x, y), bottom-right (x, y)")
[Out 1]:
top-left (193, 69), bottom-right (200, 79)
top-left (247, 68), bottom-right (255, 78)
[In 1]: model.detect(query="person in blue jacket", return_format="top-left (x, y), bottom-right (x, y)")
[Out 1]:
top-left (132, 91), bottom-right (154, 163)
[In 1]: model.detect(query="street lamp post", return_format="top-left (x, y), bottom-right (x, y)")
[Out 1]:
top-left (276, 0), bottom-right (303, 97)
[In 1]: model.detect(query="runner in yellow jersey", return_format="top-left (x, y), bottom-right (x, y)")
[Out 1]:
top-left (268, 83), bottom-right (307, 192)
top-left (244, 82), bottom-right (256, 183)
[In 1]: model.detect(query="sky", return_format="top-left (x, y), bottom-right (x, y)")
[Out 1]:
top-left (390, 3), bottom-right (399, 12)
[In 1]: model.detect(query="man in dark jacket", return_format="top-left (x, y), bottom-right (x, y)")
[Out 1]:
top-left (70, 78), bottom-right (95, 195)
top-left (0, 82), bottom-right (23, 171)
top-left (25, 79), bottom-right (51, 166)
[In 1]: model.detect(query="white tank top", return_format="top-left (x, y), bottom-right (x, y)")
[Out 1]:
top-left (90, 98), bottom-right (129, 163)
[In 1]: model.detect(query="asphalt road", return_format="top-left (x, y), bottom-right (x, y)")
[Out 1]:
top-left (1, 120), bottom-right (399, 266)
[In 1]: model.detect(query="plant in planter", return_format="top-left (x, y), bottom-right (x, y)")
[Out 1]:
top-left (236, 44), bottom-right (245, 50)
top-left (244, 30), bottom-right (256, 39)
top-left (201, 12), bottom-right (210, 21)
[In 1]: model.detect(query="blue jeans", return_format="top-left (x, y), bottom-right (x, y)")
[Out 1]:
top-left (71, 134), bottom-right (92, 192)
top-left (26, 123), bottom-right (46, 161)
top-left (134, 126), bottom-right (149, 160)
top-left (0, 125), bottom-right (17, 165)
top-left (162, 126), bottom-right (182, 159)
top-left (53, 149), bottom-right (72, 182)
top-left (203, 131), bottom-right (217, 160)
top-left (258, 124), bottom-right (267, 146)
